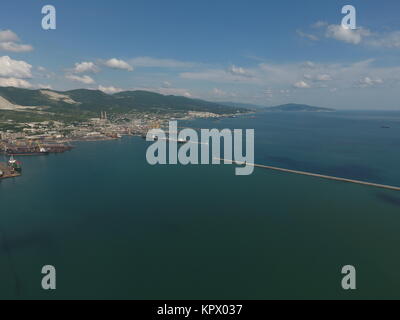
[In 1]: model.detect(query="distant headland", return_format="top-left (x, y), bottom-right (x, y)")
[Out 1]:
top-left (218, 102), bottom-right (335, 112)
top-left (263, 103), bottom-right (335, 112)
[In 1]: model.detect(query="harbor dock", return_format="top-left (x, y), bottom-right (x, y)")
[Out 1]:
top-left (0, 162), bottom-right (21, 180)
top-left (1, 142), bottom-right (73, 156)
top-left (217, 158), bottom-right (400, 192)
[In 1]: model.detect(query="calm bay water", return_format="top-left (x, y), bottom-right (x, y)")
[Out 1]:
top-left (1, 110), bottom-right (400, 299)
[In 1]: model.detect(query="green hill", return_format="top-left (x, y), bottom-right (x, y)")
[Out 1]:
top-left (0, 87), bottom-right (248, 122)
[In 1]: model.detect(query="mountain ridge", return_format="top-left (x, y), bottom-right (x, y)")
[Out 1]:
top-left (263, 103), bottom-right (335, 112)
top-left (0, 87), bottom-right (248, 118)
top-left (217, 101), bottom-right (335, 112)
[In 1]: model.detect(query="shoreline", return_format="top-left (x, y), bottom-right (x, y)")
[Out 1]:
top-left (1, 111), bottom-right (252, 146)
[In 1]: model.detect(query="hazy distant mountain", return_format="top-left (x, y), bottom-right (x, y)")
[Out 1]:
top-left (264, 103), bottom-right (335, 112)
top-left (220, 102), bottom-right (335, 112)
top-left (219, 101), bottom-right (266, 110)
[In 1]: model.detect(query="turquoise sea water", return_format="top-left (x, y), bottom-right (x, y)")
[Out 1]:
top-left (1, 110), bottom-right (400, 299)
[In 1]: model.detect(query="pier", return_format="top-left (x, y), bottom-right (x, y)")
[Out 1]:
top-left (160, 137), bottom-right (209, 145)
top-left (216, 158), bottom-right (400, 192)
top-left (0, 162), bottom-right (21, 180)
top-left (1, 143), bottom-right (73, 156)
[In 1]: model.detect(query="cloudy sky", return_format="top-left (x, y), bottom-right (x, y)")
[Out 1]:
top-left (1, 0), bottom-right (400, 109)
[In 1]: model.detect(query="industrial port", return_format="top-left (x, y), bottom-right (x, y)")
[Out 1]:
top-left (0, 158), bottom-right (21, 180)
top-left (1, 142), bottom-right (74, 156)
top-left (0, 141), bottom-right (74, 180)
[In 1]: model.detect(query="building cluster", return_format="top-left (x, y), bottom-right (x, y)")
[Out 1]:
top-left (0, 110), bottom-right (223, 145)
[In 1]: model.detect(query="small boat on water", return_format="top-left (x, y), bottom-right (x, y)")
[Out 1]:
top-left (142, 134), bottom-right (158, 141)
top-left (177, 138), bottom-right (188, 144)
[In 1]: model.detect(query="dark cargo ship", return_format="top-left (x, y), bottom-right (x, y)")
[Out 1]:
top-left (3, 144), bottom-right (73, 156)
top-left (5, 146), bottom-right (49, 156)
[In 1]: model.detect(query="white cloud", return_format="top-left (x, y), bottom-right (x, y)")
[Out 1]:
top-left (73, 61), bottom-right (99, 73)
top-left (300, 21), bottom-right (400, 51)
top-left (130, 56), bottom-right (195, 68)
top-left (0, 42), bottom-right (33, 52)
top-left (316, 74), bottom-right (332, 81)
top-left (228, 65), bottom-right (251, 77)
top-left (298, 23), bottom-right (387, 47)
top-left (0, 30), bottom-right (19, 42)
top-left (104, 58), bottom-right (133, 71)
top-left (319, 24), bottom-right (400, 49)
top-left (356, 77), bottom-right (384, 88)
top-left (293, 81), bottom-right (311, 89)
top-left (181, 67), bottom-right (258, 84)
top-left (0, 56), bottom-right (32, 78)
top-left (162, 81), bottom-right (172, 88)
top-left (37, 84), bottom-right (53, 90)
top-left (212, 87), bottom-right (237, 98)
top-left (304, 73), bottom-right (332, 81)
top-left (135, 87), bottom-right (192, 97)
top-left (0, 55), bottom-right (33, 89)
top-left (213, 88), bottom-right (227, 96)
top-left (98, 85), bottom-right (124, 94)
top-left (66, 74), bottom-right (95, 84)
top-left (181, 70), bottom-right (229, 82)
top-left (0, 77), bottom-right (32, 88)
top-left (302, 61), bottom-right (317, 69)
top-left (325, 25), bottom-right (371, 45)
top-left (181, 58), bottom-right (400, 98)
top-left (36, 67), bottom-right (54, 80)
top-left (367, 31), bottom-right (400, 48)
top-left (312, 21), bottom-right (328, 29)
top-left (0, 30), bottom-right (33, 52)
top-left (264, 88), bottom-right (273, 98)
top-left (296, 30), bottom-right (319, 41)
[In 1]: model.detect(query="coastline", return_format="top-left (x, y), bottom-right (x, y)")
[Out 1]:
top-left (1, 110), bottom-right (252, 147)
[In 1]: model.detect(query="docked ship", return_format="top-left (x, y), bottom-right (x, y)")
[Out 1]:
top-left (177, 137), bottom-right (188, 144)
top-left (5, 146), bottom-right (49, 156)
top-left (8, 156), bottom-right (22, 173)
top-left (41, 144), bottom-right (74, 153)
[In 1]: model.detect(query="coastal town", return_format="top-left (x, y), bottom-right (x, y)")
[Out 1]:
top-left (1, 110), bottom-right (225, 142)
top-left (0, 87), bottom-right (250, 178)
top-left (0, 110), bottom-right (229, 179)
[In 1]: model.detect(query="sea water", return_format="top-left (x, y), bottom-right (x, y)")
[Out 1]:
top-left (1, 110), bottom-right (400, 299)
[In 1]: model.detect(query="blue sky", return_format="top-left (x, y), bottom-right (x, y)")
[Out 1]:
top-left (1, 0), bottom-right (400, 109)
